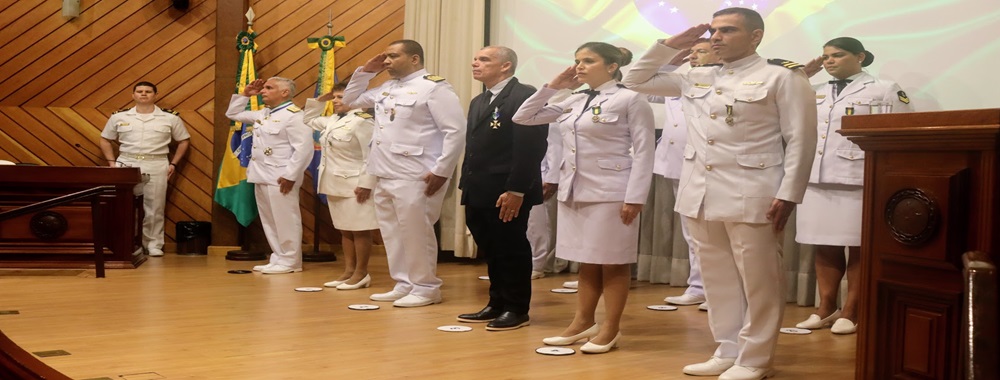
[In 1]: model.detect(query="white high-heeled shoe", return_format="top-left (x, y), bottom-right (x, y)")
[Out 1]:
top-left (336, 274), bottom-right (371, 290)
top-left (323, 279), bottom-right (346, 288)
top-left (580, 332), bottom-right (621, 354)
top-left (542, 324), bottom-right (599, 346)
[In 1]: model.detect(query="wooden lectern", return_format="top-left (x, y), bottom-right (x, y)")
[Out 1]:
top-left (841, 109), bottom-right (1000, 379)
top-left (0, 166), bottom-right (144, 269)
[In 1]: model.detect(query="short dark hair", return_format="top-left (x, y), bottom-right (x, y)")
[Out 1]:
top-left (134, 81), bottom-right (157, 93)
top-left (714, 7), bottom-right (764, 32)
top-left (576, 42), bottom-right (633, 81)
top-left (390, 39), bottom-right (424, 65)
top-left (825, 37), bottom-right (875, 67)
top-left (332, 81), bottom-right (348, 93)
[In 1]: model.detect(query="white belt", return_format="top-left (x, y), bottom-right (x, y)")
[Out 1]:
top-left (119, 152), bottom-right (167, 160)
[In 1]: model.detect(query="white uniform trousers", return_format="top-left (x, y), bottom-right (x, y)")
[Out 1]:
top-left (671, 179), bottom-right (703, 297)
top-left (684, 214), bottom-right (786, 368)
top-left (254, 182), bottom-right (304, 269)
top-left (118, 156), bottom-right (168, 253)
top-left (374, 177), bottom-right (449, 299)
top-left (527, 195), bottom-right (557, 272)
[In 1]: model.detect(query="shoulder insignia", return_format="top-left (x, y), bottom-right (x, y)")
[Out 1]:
top-left (563, 108), bottom-right (573, 114)
top-left (112, 109), bottom-right (129, 115)
top-left (897, 90), bottom-right (910, 104)
top-left (424, 74), bottom-right (446, 82)
top-left (767, 58), bottom-right (804, 70)
top-left (287, 105), bottom-right (302, 113)
top-left (354, 111), bottom-right (374, 119)
top-left (161, 108), bottom-right (180, 116)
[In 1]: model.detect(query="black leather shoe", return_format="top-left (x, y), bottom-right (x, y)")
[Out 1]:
top-left (485, 311), bottom-right (530, 331)
top-left (457, 306), bottom-right (502, 323)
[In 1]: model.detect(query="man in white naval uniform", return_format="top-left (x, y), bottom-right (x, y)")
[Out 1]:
top-left (623, 8), bottom-right (817, 380)
top-left (342, 39), bottom-right (466, 308)
top-left (226, 77), bottom-right (314, 274)
top-left (100, 81), bottom-right (190, 257)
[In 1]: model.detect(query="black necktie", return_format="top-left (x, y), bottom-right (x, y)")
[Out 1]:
top-left (580, 89), bottom-right (600, 110)
top-left (829, 79), bottom-right (853, 96)
top-left (336, 113), bottom-right (347, 118)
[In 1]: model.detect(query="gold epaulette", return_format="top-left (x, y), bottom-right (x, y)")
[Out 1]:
top-left (897, 90), bottom-right (910, 104)
top-left (162, 108), bottom-right (180, 116)
top-left (287, 105), bottom-right (302, 113)
top-left (355, 111), bottom-right (374, 119)
top-left (424, 74), bottom-right (446, 82)
top-left (112, 109), bottom-right (129, 115)
top-left (767, 59), bottom-right (804, 70)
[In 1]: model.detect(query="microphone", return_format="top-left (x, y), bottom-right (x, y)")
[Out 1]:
top-left (74, 143), bottom-right (109, 166)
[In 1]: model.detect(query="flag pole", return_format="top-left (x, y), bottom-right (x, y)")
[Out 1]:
top-left (303, 10), bottom-right (339, 263)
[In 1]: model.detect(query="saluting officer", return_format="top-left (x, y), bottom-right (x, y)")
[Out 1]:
top-left (341, 39), bottom-right (466, 308)
top-left (100, 81), bottom-right (190, 257)
top-left (226, 77), bottom-right (314, 274)
top-left (624, 8), bottom-right (817, 380)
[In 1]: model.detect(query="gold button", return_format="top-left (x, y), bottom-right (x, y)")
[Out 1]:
top-left (376, 141), bottom-right (381, 145)
top-left (571, 148), bottom-right (576, 153)
top-left (615, 164), bottom-right (621, 169)
top-left (759, 162), bottom-right (765, 167)
top-left (403, 151), bottom-right (409, 156)
top-left (825, 119), bottom-right (829, 123)
top-left (707, 139), bottom-right (714, 145)
top-left (829, 105), bottom-right (834, 109)
top-left (818, 150), bottom-right (823, 155)
top-left (710, 114), bottom-right (717, 119)
top-left (669, 140), bottom-right (675, 145)
top-left (673, 124), bottom-right (679, 127)
top-left (821, 134), bottom-right (826, 139)
top-left (849, 154), bottom-right (855, 159)
top-left (727, 70), bottom-right (734, 75)
top-left (572, 166), bottom-right (576, 171)
top-left (715, 89), bottom-right (722, 95)
top-left (706, 165), bottom-right (713, 171)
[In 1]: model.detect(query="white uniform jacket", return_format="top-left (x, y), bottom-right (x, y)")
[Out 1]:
top-left (811, 72), bottom-right (913, 186)
top-left (303, 99), bottom-right (378, 197)
top-left (226, 96), bottom-right (314, 186)
top-left (341, 68), bottom-right (466, 181)
top-left (512, 80), bottom-right (655, 204)
top-left (101, 106), bottom-right (190, 154)
top-left (623, 42), bottom-right (817, 224)
top-left (541, 122), bottom-right (563, 185)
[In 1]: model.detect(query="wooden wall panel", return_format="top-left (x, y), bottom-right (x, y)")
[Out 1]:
top-left (0, 0), bottom-right (404, 249)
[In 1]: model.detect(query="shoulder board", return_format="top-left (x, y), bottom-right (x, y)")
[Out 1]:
top-left (354, 111), bottom-right (374, 119)
top-left (616, 83), bottom-right (626, 88)
top-left (767, 59), bottom-right (804, 70)
top-left (287, 105), bottom-right (302, 113)
top-left (112, 109), bottom-right (129, 115)
top-left (699, 63), bottom-right (723, 67)
top-left (161, 108), bottom-right (180, 116)
top-left (424, 74), bottom-right (446, 82)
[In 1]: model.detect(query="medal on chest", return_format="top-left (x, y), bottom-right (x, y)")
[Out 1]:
top-left (591, 105), bottom-right (602, 123)
top-left (725, 105), bottom-right (734, 126)
top-left (490, 107), bottom-right (500, 129)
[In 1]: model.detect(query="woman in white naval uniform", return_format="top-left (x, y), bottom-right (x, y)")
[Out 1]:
top-left (303, 83), bottom-right (379, 290)
top-left (513, 42), bottom-right (654, 354)
top-left (795, 37), bottom-right (913, 334)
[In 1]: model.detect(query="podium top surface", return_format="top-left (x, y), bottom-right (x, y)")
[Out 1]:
top-left (0, 165), bottom-right (142, 185)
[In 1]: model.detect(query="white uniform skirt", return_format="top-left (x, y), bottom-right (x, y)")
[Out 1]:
top-left (327, 195), bottom-right (379, 231)
top-left (556, 200), bottom-right (638, 265)
top-left (796, 183), bottom-right (863, 247)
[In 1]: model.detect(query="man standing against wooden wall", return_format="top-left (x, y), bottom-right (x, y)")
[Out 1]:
top-left (100, 81), bottom-right (190, 257)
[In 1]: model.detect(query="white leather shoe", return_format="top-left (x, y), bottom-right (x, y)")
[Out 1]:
top-left (580, 332), bottom-right (621, 354)
top-left (682, 356), bottom-right (736, 376)
top-left (718, 365), bottom-right (774, 380)
top-left (393, 294), bottom-right (442, 308)
top-left (831, 318), bottom-right (857, 334)
top-left (369, 290), bottom-right (408, 302)
top-left (664, 293), bottom-right (706, 305)
top-left (795, 309), bottom-right (841, 329)
top-left (323, 279), bottom-right (346, 288)
top-left (698, 302), bottom-right (709, 311)
top-left (261, 265), bottom-right (302, 274)
top-left (542, 324), bottom-right (599, 346)
top-left (252, 264), bottom-right (271, 272)
top-left (531, 271), bottom-right (545, 280)
top-left (562, 281), bottom-right (578, 289)
top-left (148, 249), bottom-right (164, 257)
top-left (336, 274), bottom-right (371, 290)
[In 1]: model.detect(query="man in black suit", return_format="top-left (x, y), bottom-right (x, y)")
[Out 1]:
top-left (457, 46), bottom-right (548, 331)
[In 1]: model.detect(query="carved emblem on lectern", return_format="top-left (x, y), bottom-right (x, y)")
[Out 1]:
top-left (884, 189), bottom-right (939, 246)
top-left (29, 211), bottom-right (68, 241)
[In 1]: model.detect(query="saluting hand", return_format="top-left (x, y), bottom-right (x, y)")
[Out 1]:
top-left (242, 79), bottom-right (265, 96)
top-left (802, 55), bottom-right (824, 78)
top-left (548, 66), bottom-right (580, 90)
top-left (669, 48), bottom-right (692, 67)
top-left (662, 24), bottom-right (711, 50)
top-left (317, 91), bottom-right (336, 102)
top-left (620, 203), bottom-right (643, 225)
top-left (362, 53), bottom-right (389, 73)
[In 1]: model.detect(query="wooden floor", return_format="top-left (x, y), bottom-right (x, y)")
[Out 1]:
top-left (0, 252), bottom-right (855, 379)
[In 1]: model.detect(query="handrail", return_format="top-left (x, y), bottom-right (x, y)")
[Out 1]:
top-left (0, 330), bottom-right (73, 380)
top-left (963, 250), bottom-right (998, 380)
